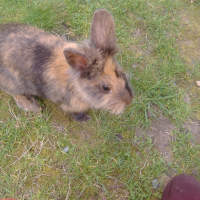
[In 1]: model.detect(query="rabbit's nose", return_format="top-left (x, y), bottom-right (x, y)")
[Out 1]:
top-left (123, 90), bottom-right (134, 106)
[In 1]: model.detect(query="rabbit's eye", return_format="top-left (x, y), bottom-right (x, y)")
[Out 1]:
top-left (102, 85), bottom-right (110, 91)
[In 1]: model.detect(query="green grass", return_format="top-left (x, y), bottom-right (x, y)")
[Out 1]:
top-left (0, 0), bottom-right (200, 199)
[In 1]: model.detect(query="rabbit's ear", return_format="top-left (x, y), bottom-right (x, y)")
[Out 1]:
top-left (64, 48), bottom-right (88, 70)
top-left (90, 9), bottom-right (118, 56)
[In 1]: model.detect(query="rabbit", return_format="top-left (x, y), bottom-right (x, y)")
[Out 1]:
top-left (0, 9), bottom-right (134, 122)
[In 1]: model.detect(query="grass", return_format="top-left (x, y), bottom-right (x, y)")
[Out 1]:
top-left (0, 0), bottom-right (200, 199)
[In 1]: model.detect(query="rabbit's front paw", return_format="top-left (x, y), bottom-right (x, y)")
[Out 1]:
top-left (13, 95), bottom-right (41, 112)
top-left (71, 112), bottom-right (91, 122)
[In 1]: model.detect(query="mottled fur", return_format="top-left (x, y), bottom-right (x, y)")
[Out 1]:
top-left (0, 9), bottom-right (134, 121)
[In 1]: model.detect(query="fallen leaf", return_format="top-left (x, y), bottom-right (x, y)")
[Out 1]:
top-left (196, 81), bottom-right (200, 87)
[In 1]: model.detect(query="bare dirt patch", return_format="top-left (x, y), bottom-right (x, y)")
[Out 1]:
top-left (135, 116), bottom-right (200, 193)
top-left (136, 117), bottom-right (199, 162)
top-left (136, 116), bottom-right (175, 163)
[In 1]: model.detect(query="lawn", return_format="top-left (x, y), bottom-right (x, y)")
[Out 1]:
top-left (0, 0), bottom-right (200, 199)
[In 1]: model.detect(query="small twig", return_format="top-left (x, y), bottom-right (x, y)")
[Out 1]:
top-left (34, 174), bottom-right (51, 179)
top-left (109, 184), bottom-right (125, 189)
top-left (6, 139), bottom-right (38, 168)
top-left (33, 182), bottom-right (40, 188)
top-left (46, 139), bottom-right (56, 149)
top-left (140, 154), bottom-right (149, 178)
top-left (147, 2), bottom-right (154, 7)
top-left (0, 120), bottom-right (4, 123)
top-left (47, 184), bottom-right (55, 192)
top-left (35, 136), bottom-right (45, 158)
top-left (92, 109), bottom-right (100, 126)
top-left (62, 162), bottom-right (67, 172)
top-left (145, 33), bottom-right (149, 42)
top-left (0, 168), bottom-right (6, 175)
top-left (107, 175), bottom-right (125, 184)
top-left (44, 164), bottom-right (54, 169)
top-left (8, 102), bottom-right (18, 121)
top-left (94, 182), bottom-right (106, 200)
top-left (65, 179), bottom-right (71, 200)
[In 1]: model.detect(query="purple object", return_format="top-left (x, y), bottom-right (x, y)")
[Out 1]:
top-left (161, 174), bottom-right (200, 200)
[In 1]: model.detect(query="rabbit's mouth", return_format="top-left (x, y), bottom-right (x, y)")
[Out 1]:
top-left (106, 101), bottom-right (126, 115)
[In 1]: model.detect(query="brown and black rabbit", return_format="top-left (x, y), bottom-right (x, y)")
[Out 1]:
top-left (0, 9), bottom-right (134, 122)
